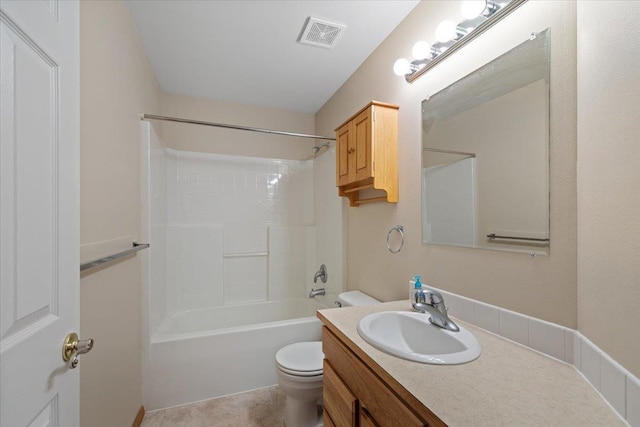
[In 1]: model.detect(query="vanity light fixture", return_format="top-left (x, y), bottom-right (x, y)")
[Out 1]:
top-left (394, 0), bottom-right (528, 82)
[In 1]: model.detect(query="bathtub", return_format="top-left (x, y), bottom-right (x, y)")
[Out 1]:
top-left (143, 298), bottom-right (327, 410)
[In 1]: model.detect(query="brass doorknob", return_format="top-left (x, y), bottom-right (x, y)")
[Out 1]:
top-left (62, 332), bottom-right (94, 369)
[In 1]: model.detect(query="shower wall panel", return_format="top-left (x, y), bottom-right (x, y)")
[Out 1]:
top-left (222, 225), bottom-right (268, 305)
top-left (223, 256), bottom-right (268, 304)
top-left (165, 150), bottom-right (313, 226)
top-left (223, 225), bottom-right (267, 254)
top-left (158, 149), bottom-right (316, 315)
top-left (165, 225), bottom-right (224, 312)
top-left (312, 147), bottom-right (344, 304)
top-left (268, 226), bottom-right (316, 301)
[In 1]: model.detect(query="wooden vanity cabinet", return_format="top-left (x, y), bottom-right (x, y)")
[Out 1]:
top-left (322, 326), bottom-right (445, 427)
top-left (323, 410), bottom-right (338, 427)
top-left (360, 408), bottom-right (380, 427)
top-left (335, 101), bottom-right (399, 207)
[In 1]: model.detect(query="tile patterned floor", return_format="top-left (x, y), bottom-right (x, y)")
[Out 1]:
top-left (141, 386), bottom-right (286, 427)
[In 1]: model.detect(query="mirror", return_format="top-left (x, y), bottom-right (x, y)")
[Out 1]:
top-left (421, 29), bottom-right (550, 254)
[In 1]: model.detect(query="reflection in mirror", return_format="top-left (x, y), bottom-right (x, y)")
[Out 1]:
top-left (421, 29), bottom-right (550, 254)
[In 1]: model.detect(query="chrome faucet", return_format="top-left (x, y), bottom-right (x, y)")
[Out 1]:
top-left (309, 288), bottom-right (326, 298)
top-left (412, 288), bottom-right (460, 332)
top-left (313, 264), bottom-right (327, 284)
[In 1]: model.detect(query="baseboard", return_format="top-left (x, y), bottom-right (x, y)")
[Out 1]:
top-left (132, 406), bottom-right (145, 427)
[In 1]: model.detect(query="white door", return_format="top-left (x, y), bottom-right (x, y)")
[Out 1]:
top-left (1, 0), bottom-right (80, 426)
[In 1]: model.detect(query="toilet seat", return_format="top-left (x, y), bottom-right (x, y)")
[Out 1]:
top-left (275, 341), bottom-right (323, 377)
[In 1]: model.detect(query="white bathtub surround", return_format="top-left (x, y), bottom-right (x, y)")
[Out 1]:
top-left (145, 299), bottom-right (324, 410)
top-left (223, 225), bottom-right (268, 304)
top-left (165, 149), bottom-right (314, 225)
top-left (166, 225), bottom-right (225, 310)
top-left (156, 149), bottom-right (317, 316)
top-left (435, 287), bottom-right (639, 425)
top-left (223, 255), bottom-right (268, 304)
top-left (144, 145), bottom-right (326, 329)
top-left (141, 126), bottom-right (344, 413)
top-left (312, 146), bottom-right (345, 306)
top-left (268, 226), bottom-right (317, 301)
top-left (223, 225), bottom-right (267, 254)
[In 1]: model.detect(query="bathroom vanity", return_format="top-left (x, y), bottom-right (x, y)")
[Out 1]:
top-left (322, 324), bottom-right (441, 427)
top-left (318, 301), bottom-right (625, 427)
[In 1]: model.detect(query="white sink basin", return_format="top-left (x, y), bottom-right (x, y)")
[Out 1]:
top-left (357, 311), bottom-right (481, 365)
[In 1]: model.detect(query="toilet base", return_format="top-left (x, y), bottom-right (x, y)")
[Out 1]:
top-left (284, 399), bottom-right (322, 427)
top-left (275, 342), bottom-right (324, 427)
top-left (276, 370), bottom-right (323, 427)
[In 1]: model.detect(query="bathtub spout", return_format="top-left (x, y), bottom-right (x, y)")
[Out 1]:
top-left (309, 288), bottom-right (325, 298)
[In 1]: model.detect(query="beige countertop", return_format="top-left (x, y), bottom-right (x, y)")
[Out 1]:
top-left (318, 300), bottom-right (626, 427)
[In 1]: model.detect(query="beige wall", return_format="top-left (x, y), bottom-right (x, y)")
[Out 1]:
top-left (577, 1), bottom-right (640, 378)
top-left (80, 1), bottom-right (161, 426)
top-left (316, 0), bottom-right (577, 327)
top-left (161, 92), bottom-right (316, 160)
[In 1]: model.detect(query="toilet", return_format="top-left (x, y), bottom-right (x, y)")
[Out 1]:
top-left (275, 291), bottom-right (380, 427)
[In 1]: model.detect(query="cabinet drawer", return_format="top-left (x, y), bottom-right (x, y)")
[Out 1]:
top-left (323, 327), bottom-right (427, 427)
top-left (323, 360), bottom-right (357, 427)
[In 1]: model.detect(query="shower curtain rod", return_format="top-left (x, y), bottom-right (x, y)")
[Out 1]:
top-left (141, 114), bottom-right (336, 141)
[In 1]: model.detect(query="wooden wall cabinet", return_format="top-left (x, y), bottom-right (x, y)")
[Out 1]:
top-left (322, 326), bottom-right (445, 427)
top-left (335, 101), bottom-right (399, 207)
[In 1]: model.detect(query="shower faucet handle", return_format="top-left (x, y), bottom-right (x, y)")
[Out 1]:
top-left (313, 264), bottom-right (327, 284)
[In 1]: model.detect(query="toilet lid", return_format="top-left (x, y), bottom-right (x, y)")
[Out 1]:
top-left (275, 342), bottom-right (323, 376)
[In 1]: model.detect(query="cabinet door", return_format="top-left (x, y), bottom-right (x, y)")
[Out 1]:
top-left (336, 122), bottom-right (352, 186)
top-left (360, 408), bottom-right (380, 427)
top-left (353, 108), bottom-right (373, 182)
top-left (323, 327), bottom-right (426, 427)
top-left (324, 410), bottom-right (338, 427)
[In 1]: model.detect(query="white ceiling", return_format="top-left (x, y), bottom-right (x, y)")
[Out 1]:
top-left (125, 1), bottom-right (420, 113)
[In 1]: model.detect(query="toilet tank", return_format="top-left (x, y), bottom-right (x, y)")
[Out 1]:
top-left (337, 291), bottom-right (380, 307)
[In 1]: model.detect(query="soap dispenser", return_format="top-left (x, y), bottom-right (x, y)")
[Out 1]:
top-left (409, 275), bottom-right (422, 302)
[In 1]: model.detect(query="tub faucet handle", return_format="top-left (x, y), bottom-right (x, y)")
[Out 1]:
top-left (313, 264), bottom-right (327, 284)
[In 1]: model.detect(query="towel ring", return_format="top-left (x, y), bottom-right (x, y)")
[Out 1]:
top-left (386, 225), bottom-right (404, 254)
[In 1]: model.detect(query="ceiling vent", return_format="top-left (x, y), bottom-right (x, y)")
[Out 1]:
top-left (298, 17), bottom-right (346, 49)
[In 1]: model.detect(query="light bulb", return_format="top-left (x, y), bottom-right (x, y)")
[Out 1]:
top-left (435, 20), bottom-right (457, 43)
top-left (393, 58), bottom-right (411, 76)
top-left (461, 0), bottom-right (488, 20)
top-left (412, 41), bottom-right (432, 60)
